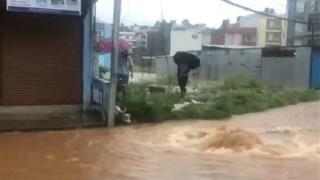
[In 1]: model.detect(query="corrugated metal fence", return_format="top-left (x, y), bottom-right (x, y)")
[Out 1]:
top-left (155, 47), bottom-right (312, 89)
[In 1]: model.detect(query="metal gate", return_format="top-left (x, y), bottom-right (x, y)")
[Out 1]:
top-left (311, 49), bottom-right (320, 89)
top-left (1, 13), bottom-right (83, 105)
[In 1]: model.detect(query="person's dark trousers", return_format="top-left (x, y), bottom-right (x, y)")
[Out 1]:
top-left (178, 75), bottom-right (188, 97)
top-left (117, 74), bottom-right (129, 103)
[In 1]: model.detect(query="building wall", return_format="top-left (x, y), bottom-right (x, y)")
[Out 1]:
top-left (258, 18), bottom-right (287, 47)
top-left (201, 33), bottom-right (212, 45)
top-left (0, 13), bottom-right (83, 105)
top-left (239, 14), bottom-right (263, 28)
top-left (170, 30), bottom-right (202, 55)
top-left (225, 33), bottom-right (243, 45)
top-left (287, 0), bottom-right (320, 46)
top-left (261, 47), bottom-right (311, 89)
top-left (239, 14), bottom-right (288, 47)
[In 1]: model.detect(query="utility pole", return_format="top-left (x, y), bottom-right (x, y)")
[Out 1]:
top-left (287, 0), bottom-right (297, 46)
top-left (107, 0), bottom-right (122, 127)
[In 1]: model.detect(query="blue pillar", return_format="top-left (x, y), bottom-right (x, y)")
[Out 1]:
top-left (82, 7), bottom-right (93, 110)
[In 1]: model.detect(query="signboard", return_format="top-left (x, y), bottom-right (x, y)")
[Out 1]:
top-left (7, 0), bottom-right (81, 15)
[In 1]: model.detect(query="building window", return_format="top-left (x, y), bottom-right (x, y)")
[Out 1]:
top-left (295, 23), bottom-right (305, 33)
top-left (192, 35), bottom-right (199, 39)
top-left (315, 0), bottom-right (319, 12)
top-left (296, 0), bottom-right (305, 13)
top-left (266, 32), bottom-right (281, 43)
top-left (245, 35), bottom-right (255, 41)
top-left (266, 19), bottom-right (281, 30)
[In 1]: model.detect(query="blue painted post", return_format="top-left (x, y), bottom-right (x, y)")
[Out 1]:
top-left (82, 7), bottom-right (93, 110)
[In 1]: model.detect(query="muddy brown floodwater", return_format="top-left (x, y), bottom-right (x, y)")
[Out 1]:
top-left (0, 102), bottom-right (319, 180)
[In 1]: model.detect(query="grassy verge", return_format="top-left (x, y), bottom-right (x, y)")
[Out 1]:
top-left (121, 76), bottom-right (320, 122)
top-left (134, 65), bottom-right (155, 73)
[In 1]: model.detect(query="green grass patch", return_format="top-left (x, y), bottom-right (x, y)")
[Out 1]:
top-left (121, 76), bottom-right (320, 123)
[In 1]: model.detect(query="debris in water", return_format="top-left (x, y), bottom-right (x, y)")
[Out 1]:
top-left (45, 155), bottom-right (56, 160)
top-left (115, 106), bottom-right (132, 124)
top-left (172, 100), bottom-right (203, 112)
top-left (65, 157), bottom-right (80, 163)
top-left (172, 102), bottom-right (191, 112)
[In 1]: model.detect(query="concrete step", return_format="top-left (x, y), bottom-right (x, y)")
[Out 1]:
top-left (0, 105), bottom-right (105, 131)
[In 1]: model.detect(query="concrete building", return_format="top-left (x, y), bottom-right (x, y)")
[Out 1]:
top-left (170, 30), bottom-right (202, 55)
top-left (134, 32), bottom-right (148, 49)
top-left (258, 17), bottom-right (287, 46)
top-left (201, 29), bottom-right (213, 45)
top-left (119, 31), bottom-right (148, 50)
top-left (225, 25), bottom-right (257, 46)
top-left (211, 20), bottom-right (258, 46)
top-left (239, 9), bottom-right (287, 47)
top-left (119, 32), bottom-right (137, 49)
top-left (287, 0), bottom-right (320, 46)
top-left (212, 9), bottom-right (287, 47)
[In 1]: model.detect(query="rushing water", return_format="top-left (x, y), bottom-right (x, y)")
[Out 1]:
top-left (0, 102), bottom-right (319, 180)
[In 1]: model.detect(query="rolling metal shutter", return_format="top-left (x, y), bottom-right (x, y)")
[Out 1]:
top-left (0, 13), bottom-right (83, 105)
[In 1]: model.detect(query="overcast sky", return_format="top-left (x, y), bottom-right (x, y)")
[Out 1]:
top-left (96, 0), bottom-right (287, 28)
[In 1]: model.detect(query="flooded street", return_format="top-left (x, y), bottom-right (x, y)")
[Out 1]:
top-left (0, 102), bottom-right (319, 180)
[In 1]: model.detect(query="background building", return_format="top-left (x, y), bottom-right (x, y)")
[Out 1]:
top-left (211, 9), bottom-right (287, 47)
top-left (224, 25), bottom-right (257, 46)
top-left (170, 29), bottom-right (202, 55)
top-left (287, 0), bottom-right (320, 46)
top-left (258, 16), bottom-right (288, 47)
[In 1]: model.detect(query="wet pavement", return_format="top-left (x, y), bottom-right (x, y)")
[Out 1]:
top-left (0, 102), bottom-right (319, 180)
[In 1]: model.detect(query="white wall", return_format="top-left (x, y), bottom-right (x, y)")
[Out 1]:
top-left (225, 33), bottom-right (243, 45)
top-left (201, 33), bottom-right (212, 45)
top-left (240, 14), bottom-right (265, 46)
top-left (239, 14), bottom-right (263, 28)
top-left (170, 30), bottom-right (202, 55)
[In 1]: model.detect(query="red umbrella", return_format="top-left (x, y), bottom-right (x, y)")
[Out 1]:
top-left (96, 38), bottom-right (131, 53)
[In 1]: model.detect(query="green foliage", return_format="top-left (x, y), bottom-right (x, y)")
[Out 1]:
top-left (121, 76), bottom-right (320, 123)
top-left (295, 90), bottom-right (320, 102)
top-left (156, 75), bottom-right (178, 86)
top-left (219, 75), bottom-right (263, 90)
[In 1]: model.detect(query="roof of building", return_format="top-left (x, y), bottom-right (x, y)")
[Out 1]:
top-left (202, 44), bottom-right (263, 50)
